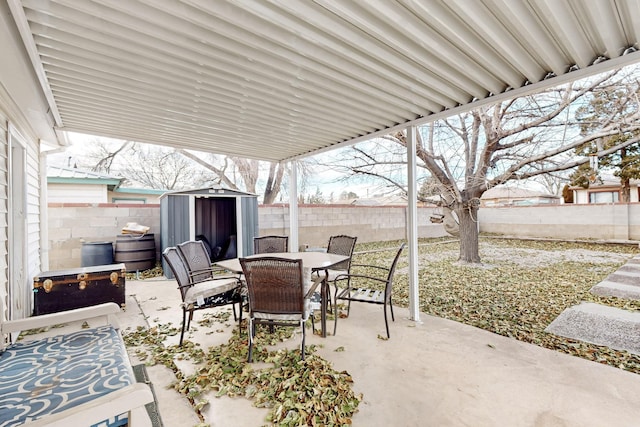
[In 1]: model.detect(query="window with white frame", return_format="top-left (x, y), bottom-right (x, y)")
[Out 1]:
top-left (588, 191), bottom-right (619, 204)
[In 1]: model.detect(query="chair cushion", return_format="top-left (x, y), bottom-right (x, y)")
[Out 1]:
top-left (253, 311), bottom-right (309, 321)
top-left (184, 278), bottom-right (240, 306)
top-left (0, 326), bottom-right (133, 427)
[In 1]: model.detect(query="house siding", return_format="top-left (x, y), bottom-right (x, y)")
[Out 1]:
top-left (0, 86), bottom-right (46, 323)
top-left (0, 102), bottom-right (8, 325)
top-left (26, 136), bottom-right (41, 284)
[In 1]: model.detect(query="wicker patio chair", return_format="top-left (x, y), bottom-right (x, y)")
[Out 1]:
top-left (253, 235), bottom-right (289, 254)
top-left (323, 235), bottom-right (357, 281)
top-left (163, 247), bottom-right (243, 346)
top-left (311, 235), bottom-right (357, 313)
top-left (239, 257), bottom-right (311, 362)
top-left (333, 243), bottom-right (405, 338)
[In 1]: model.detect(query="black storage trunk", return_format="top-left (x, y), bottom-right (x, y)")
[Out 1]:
top-left (33, 263), bottom-right (126, 315)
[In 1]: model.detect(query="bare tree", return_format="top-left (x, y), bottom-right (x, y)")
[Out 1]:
top-left (176, 150), bottom-right (287, 204)
top-left (121, 145), bottom-right (210, 190)
top-left (80, 139), bottom-right (133, 174)
top-left (331, 69), bottom-right (640, 264)
top-left (68, 138), bottom-right (289, 201)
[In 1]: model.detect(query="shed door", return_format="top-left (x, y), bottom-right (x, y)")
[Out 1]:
top-left (195, 197), bottom-right (237, 258)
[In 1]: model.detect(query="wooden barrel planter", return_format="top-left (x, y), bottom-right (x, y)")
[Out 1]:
top-left (114, 234), bottom-right (156, 271)
top-left (81, 241), bottom-right (114, 267)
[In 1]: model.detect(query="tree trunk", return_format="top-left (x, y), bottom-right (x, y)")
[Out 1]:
top-left (621, 177), bottom-right (631, 203)
top-left (457, 204), bottom-right (481, 264)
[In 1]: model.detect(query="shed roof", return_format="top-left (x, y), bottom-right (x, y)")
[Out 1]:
top-left (8, 0), bottom-right (640, 162)
top-left (159, 185), bottom-right (256, 199)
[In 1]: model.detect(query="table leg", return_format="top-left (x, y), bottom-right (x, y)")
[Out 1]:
top-left (321, 277), bottom-right (328, 337)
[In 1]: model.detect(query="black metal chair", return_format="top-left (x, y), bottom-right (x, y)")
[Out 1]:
top-left (333, 243), bottom-right (405, 338)
top-left (239, 257), bottom-right (311, 362)
top-left (254, 235), bottom-right (289, 254)
top-left (163, 246), bottom-right (243, 345)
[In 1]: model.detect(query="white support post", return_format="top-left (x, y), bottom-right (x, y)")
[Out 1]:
top-left (406, 126), bottom-right (420, 321)
top-left (288, 161), bottom-right (299, 252)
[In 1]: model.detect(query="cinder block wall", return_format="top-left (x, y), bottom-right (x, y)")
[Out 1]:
top-left (47, 203), bottom-right (161, 271)
top-left (478, 203), bottom-right (640, 241)
top-left (258, 204), bottom-right (447, 248)
top-left (47, 202), bottom-right (640, 270)
top-left (46, 203), bottom-right (446, 270)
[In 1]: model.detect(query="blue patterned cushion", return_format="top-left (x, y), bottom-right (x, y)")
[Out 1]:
top-left (0, 326), bottom-right (133, 427)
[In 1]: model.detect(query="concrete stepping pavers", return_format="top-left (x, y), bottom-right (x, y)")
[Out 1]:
top-left (546, 256), bottom-right (640, 354)
top-left (589, 255), bottom-right (640, 299)
top-left (545, 302), bottom-right (640, 355)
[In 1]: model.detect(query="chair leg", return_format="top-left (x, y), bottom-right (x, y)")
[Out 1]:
top-left (179, 309), bottom-right (188, 346)
top-left (301, 319), bottom-right (306, 360)
top-left (310, 311), bottom-right (316, 334)
top-left (389, 299), bottom-right (395, 321)
top-left (186, 310), bottom-right (194, 332)
top-left (333, 289), bottom-right (339, 336)
top-left (383, 303), bottom-right (390, 339)
top-left (248, 318), bottom-right (255, 363)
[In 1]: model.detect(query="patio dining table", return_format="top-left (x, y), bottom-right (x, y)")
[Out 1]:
top-left (215, 252), bottom-right (348, 337)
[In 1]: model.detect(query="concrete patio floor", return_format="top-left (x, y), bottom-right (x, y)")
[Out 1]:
top-left (119, 277), bottom-right (640, 427)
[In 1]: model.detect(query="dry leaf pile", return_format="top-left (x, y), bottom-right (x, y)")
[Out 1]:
top-left (180, 326), bottom-right (361, 426)
top-left (124, 312), bottom-right (361, 426)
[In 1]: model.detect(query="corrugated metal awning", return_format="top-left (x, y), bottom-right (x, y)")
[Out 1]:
top-left (8, 0), bottom-right (640, 162)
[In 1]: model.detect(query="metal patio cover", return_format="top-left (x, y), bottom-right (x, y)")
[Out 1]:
top-left (9, 0), bottom-right (640, 162)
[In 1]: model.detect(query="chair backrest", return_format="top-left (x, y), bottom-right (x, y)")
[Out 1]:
top-left (240, 257), bottom-right (304, 315)
top-left (384, 243), bottom-right (406, 300)
top-left (195, 234), bottom-right (214, 261)
top-left (177, 240), bottom-right (213, 282)
top-left (162, 247), bottom-right (191, 301)
top-left (254, 235), bottom-right (289, 254)
top-left (326, 235), bottom-right (357, 271)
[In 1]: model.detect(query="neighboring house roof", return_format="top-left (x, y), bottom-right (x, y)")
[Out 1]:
top-left (346, 194), bottom-right (409, 206)
top-left (47, 165), bottom-right (166, 195)
top-left (47, 165), bottom-right (122, 189)
top-left (481, 186), bottom-right (560, 206)
top-left (570, 176), bottom-right (640, 190)
top-left (481, 187), bottom-right (558, 200)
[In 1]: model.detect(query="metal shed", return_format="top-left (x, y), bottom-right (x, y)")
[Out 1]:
top-left (160, 186), bottom-right (258, 277)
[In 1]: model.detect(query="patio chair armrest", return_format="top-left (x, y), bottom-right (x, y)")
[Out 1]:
top-left (1, 302), bottom-right (121, 335)
top-left (333, 273), bottom-right (387, 286)
top-left (304, 275), bottom-right (323, 299)
top-left (350, 263), bottom-right (391, 273)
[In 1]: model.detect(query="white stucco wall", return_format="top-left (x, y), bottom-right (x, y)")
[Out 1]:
top-left (49, 183), bottom-right (106, 203)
